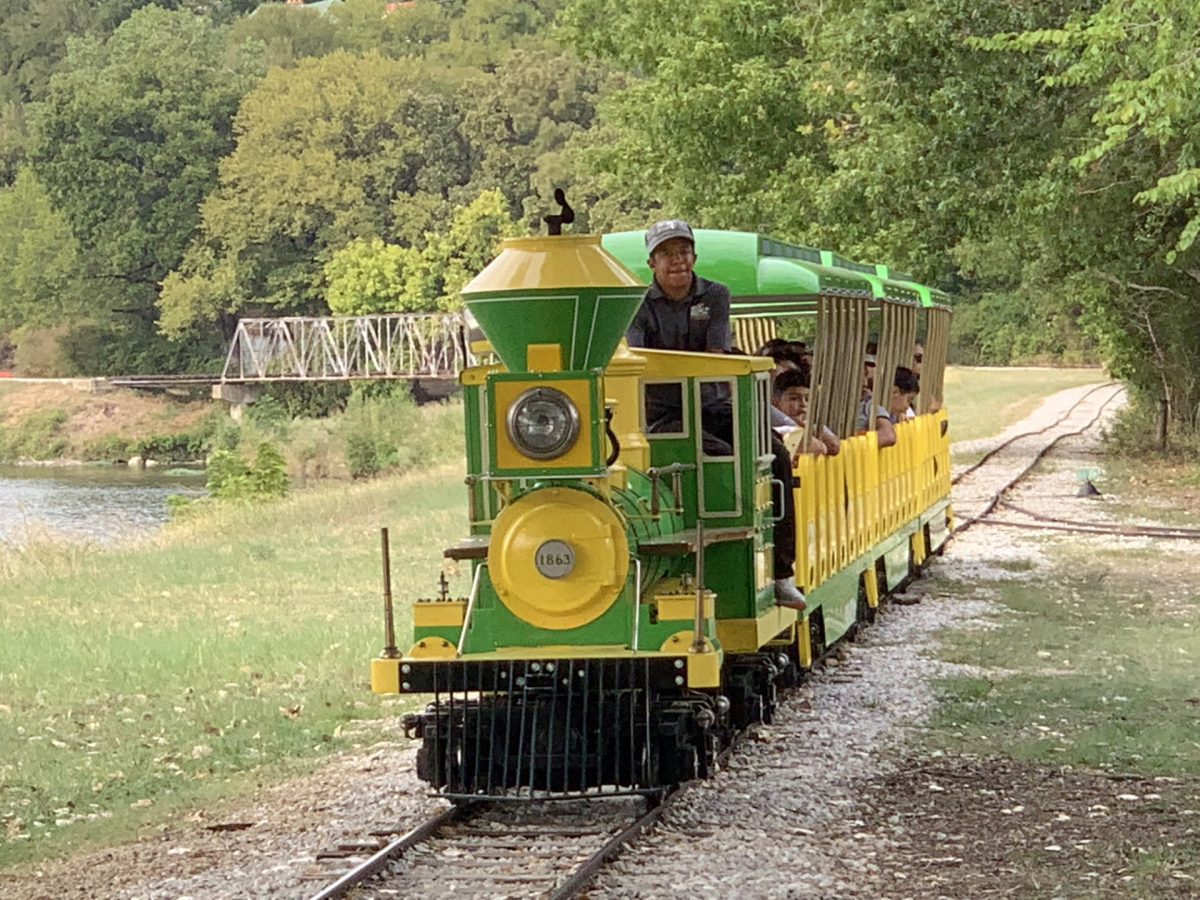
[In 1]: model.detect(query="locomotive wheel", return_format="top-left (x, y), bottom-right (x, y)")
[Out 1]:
top-left (808, 608), bottom-right (827, 665)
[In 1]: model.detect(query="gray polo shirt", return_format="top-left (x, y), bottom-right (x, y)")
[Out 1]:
top-left (626, 276), bottom-right (732, 352)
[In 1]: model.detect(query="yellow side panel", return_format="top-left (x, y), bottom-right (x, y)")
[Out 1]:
top-left (494, 377), bottom-right (595, 469)
top-left (716, 605), bottom-right (798, 653)
top-left (371, 658), bottom-right (400, 694)
top-left (413, 601), bottom-right (466, 628)
top-left (655, 590), bottom-right (715, 621)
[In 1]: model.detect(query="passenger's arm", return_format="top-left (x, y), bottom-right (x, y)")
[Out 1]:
top-left (875, 416), bottom-right (897, 449)
top-left (820, 426), bottom-right (841, 456)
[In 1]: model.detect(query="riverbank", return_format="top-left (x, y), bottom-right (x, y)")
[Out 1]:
top-left (0, 381), bottom-right (213, 464)
top-left (0, 380), bottom-right (465, 486)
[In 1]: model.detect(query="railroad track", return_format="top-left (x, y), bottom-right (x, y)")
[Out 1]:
top-left (303, 792), bottom-right (676, 900)
top-left (949, 382), bottom-right (1126, 535)
top-left (301, 383), bottom-right (1129, 900)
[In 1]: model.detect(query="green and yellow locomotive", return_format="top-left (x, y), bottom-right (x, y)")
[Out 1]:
top-left (370, 226), bottom-right (952, 798)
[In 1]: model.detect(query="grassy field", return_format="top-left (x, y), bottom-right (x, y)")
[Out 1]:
top-left (928, 547), bottom-right (1200, 776)
top-left (0, 464), bottom-right (470, 866)
top-left (943, 366), bottom-right (1108, 444)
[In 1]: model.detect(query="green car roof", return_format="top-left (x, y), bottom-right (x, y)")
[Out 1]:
top-left (601, 229), bottom-right (939, 309)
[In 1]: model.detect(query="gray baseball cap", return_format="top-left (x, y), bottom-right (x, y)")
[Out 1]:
top-left (645, 219), bottom-right (694, 255)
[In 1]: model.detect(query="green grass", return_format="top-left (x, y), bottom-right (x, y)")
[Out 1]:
top-left (927, 552), bottom-right (1200, 776)
top-left (943, 366), bottom-right (1108, 444)
top-left (0, 465), bottom-right (470, 867)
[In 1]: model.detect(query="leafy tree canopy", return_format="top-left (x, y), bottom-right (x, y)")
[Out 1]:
top-left (29, 6), bottom-right (263, 295)
top-left (160, 49), bottom-right (472, 333)
top-left (0, 168), bottom-right (82, 331)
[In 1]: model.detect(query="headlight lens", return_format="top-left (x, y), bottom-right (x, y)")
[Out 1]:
top-left (507, 387), bottom-right (580, 460)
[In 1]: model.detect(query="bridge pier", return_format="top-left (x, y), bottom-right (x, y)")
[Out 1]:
top-left (212, 382), bottom-right (262, 421)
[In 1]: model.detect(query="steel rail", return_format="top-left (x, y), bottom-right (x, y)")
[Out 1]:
top-left (951, 384), bottom-right (1126, 537)
top-left (950, 381), bottom-right (1120, 486)
top-left (303, 387), bottom-right (1127, 900)
top-left (304, 713), bottom-right (741, 900)
top-left (304, 803), bottom-right (474, 900)
top-left (986, 499), bottom-right (1200, 540)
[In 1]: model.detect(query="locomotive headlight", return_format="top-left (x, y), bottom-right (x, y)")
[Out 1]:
top-left (506, 387), bottom-right (580, 460)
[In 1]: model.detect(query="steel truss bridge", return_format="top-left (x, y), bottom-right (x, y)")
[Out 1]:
top-left (107, 313), bottom-right (475, 393)
top-left (221, 312), bottom-right (474, 382)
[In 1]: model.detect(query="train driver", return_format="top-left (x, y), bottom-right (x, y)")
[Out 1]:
top-left (626, 219), bottom-right (807, 611)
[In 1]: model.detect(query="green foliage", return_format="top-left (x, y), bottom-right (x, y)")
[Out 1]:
top-left (414, 188), bottom-right (521, 310)
top-left (131, 430), bottom-right (210, 464)
top-left (204, 440), bottom-right (290, 501)
top-left (249, 441), bottom-right (289, 498)
top-left (262, 382), bottom-right (352, 420)
top-left (29, 7), bottom-right (264, 303)
top-left (456, 48), bottom-right (609, 225)
top-left (54, 317), bottom-right (225, 377)
top-left (979, 2), bottom-right (1200, 261)
top-left (324, 237), bottom-right (423, 315)
top-left (228, 3), bottom-right (341, 69)
top-left (0, 407), bottom-right (68, 460)
top-left (80, 433), bottom-right (132, 462)
top-left (0, 169), bottom-right (83, 331)
top-left (338, 386), bottom-right (419, 479)
top-left (160, 49), bottom-right (470, 333)
top-left (204, 446), bottom-right (252, 499)
top-left (245, 394), bottom-right (291, 439)
top-left (10, 325), bottom-right (69, 376)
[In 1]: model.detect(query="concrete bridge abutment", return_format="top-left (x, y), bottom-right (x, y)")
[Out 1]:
top-left (212, 382), bottom-right (263, 421)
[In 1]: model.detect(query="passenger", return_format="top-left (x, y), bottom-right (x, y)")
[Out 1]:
top-left (889, 366), bottom-right (920, 422)
top-left (627, 219), bottom-right (806, 611)
top-left (772, 367), bottom-right (841, 458)
top-left (857, 355), bottom-right (897, 449)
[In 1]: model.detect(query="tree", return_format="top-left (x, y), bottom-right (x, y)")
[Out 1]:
top-left (160, 50), bottom-right (472, 333)
top-left (29, 6), bottom-right (262, 298)
top-left (228, 3), bottom-right (341, 69)
top-left (0, 168), bottom-right (82, 331)
top-left (455, 48), bottom-right (608, 226)
top-left (977, 2), bottom-right (1200, 430)
top-left (415, 188), bottom-right (520, 309)
top-left (324, 237), bottom-right (423, 314)
top-left (333, 0), bottom-right (450, 60)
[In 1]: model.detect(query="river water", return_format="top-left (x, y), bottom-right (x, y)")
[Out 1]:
top-left (0, 464), bottom-right (208, 545)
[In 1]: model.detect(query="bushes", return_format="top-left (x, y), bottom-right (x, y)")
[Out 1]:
top-left (204, 442), bottom-right (289, 502)
top-left (80, 434), bottom-right (132, 462)
top-left (0, 408), bottom-right (69, 460)
top-left (338, 386), bottom-right (420, 479)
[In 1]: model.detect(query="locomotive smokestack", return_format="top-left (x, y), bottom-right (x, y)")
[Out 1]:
top-left (460, 204), bottom-right (645, 373)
